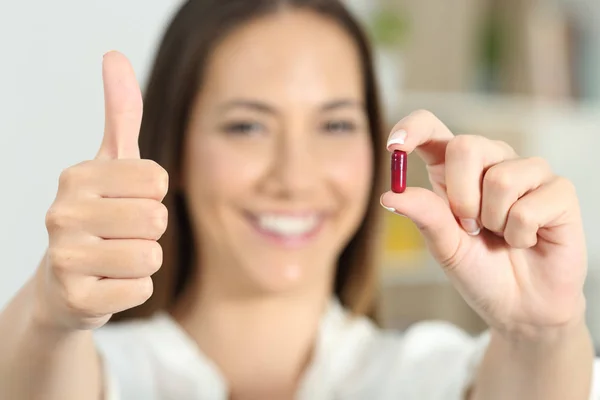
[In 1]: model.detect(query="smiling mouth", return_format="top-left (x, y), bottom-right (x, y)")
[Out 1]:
top-left (246, 212), bottom-right (325, 246)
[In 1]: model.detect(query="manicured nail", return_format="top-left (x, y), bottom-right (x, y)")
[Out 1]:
top-left (382, 205), bottom-right (396, 213)
top-left (387, 129), bottom-right (407, 149)
top-left (380, 198), bottom-right (406, 217)
top-left (460, 218), bottom-right (481, 236)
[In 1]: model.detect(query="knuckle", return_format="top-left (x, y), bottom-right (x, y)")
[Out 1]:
top-left (58, 163), bottom-right (88, 191)
top-left (57, 167), bottom-right (77, 190)
top-left (446, 135), bottom-right (480, 161)
top-left (505, 231), bottom-right (537, 249)
top-left (528, 156), bottom-right (551, 171)
top-left (509, 204), bottom-right (533, 228)
top-left (45, 205), bottom-right (76, 232)
top-left (484, 166), bottom-right (512, 192)
top-left (135, 278), bottom-right (154, 304)
top-left (446, 134), bottom-right (481, 163)
top-left (141, 242), bottom-right (163, 275)
top-left (525, 156), bottom-right (553, 177)
top-left (47, 246), bottom-right (75, 274)
top-left (63, 285), bottom-right (92, 316)
top-left (147, 202), bottom-right (169, 235)
top-left (525, 235), bottom-right (538, 248)
top-left (480, 209), bottom-right (501, 231)
top-left (556, 176), bottom-right (576, 194)
top-left (139, 160), bottom-right (169, 199)
top-left (493, 140), bottom-right (515, 155)
top-left (151, 165), bottom-right (170, 198)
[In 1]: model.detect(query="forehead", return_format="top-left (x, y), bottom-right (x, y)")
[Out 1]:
top-left (201, 9), bottom-right (364, 104)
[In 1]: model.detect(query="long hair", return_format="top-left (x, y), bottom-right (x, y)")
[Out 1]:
top-left (112, 0), bottom-right (386, 322)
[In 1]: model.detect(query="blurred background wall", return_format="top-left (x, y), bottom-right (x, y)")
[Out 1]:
top-left (0, 0), bottom-right (599, 351)
top-left (0, 0), bottom-right (185, 309)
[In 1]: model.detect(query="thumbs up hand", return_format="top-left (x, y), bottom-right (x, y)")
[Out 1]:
top-left (35, 52), bottom-right (169, 331)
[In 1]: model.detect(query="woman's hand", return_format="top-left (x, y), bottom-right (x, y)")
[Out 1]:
top-left (34, 51), bottom-right (169, 331)
top-left (380, 110), bottom-right (588, 340)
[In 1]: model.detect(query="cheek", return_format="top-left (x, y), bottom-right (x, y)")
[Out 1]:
top-left (185, 137), bottom-right (268, 202)
top-left (324, 139), bottom-right (373, 204)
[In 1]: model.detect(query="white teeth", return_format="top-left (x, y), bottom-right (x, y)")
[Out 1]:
top-left (257, 214), bottom-right (319, 237)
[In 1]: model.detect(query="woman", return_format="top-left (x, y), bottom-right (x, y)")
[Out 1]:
top-left (0, 0), bottom-right (597, 399)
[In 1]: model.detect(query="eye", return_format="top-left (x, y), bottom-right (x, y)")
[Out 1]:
top-left (222, 121), bottom-right (264, 136)
top-left (322, 120), bottom-right (357, 134)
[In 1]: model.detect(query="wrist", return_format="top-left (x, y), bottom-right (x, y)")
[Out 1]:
top-left (26, 281), bottom-right (74, 340)
top-left (491, 314), bottom-right (592, 356)
top-left (495, 291), bottom-right (588, 344)
top-left (475, 316), bottom-right (594, 400)
top-left (5, 276), bottom-right (85, 354)
top-left (29, 267), bottom-right (82, 337)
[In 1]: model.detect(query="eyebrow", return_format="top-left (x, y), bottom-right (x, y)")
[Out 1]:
top-left (320, 99), bottom-right (365, 111)
top-left (218, 98), bottom-right (365, 115)
top-left (218, 100), bottom-right (276, 115)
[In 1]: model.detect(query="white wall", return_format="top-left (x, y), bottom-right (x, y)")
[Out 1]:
top-left (0, 1), bottom-right (184, 307)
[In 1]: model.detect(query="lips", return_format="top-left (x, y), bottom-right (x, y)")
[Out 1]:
top-left (255, 213), bottom-right (321, 236)
top-left (244, 211), bottom-right (326, 245)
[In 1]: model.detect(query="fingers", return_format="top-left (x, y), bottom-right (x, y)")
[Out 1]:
top-left (58, 159), bottom-right (169, 201)
top-left (445, 135), bottom-right (518, 234)
top-left (386, 109), bottom-right (577, 252)
top-left (96, 51), bottom-right (143, 160)
top-left (481, 157), bottom-right (554, 233)
top-left (387, 109), bottom-right (454, 166)
top-left (91, 199), bottom-right (168, 240)
top-left (46, 198), bottom-right (168, 241)
top-left (380, 188), bottom-right (465, 267)
top-left (48, 239), bottom-right (163, 279)
top-left (387, 110), bottom-right (516, 234)
top-left (504, 177), bottom-right (579, 249)
top-left (59, 276), bottom-right (154, 318)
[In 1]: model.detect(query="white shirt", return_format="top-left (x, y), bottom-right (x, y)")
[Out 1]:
top-left (94, 299), bottom-right (600, 400)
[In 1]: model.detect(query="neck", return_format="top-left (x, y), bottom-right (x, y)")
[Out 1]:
top-left (171, 264), bottom-right (332, 399)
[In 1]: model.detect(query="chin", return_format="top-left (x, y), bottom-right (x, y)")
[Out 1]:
top-left (239, 258), bottom-right (319, 295)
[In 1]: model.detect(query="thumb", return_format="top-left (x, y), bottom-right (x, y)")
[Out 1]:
top-left (96, 51), bottom-right (143, 160)
top-left (380, 188), bottom-right (466, 268)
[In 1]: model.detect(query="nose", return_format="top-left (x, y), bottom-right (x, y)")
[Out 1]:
top-left (263, 131), bottom-right (319, 198)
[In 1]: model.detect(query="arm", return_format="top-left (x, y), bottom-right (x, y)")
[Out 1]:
top-left (469, 319), bottom-right (595, 400)
top-left (0, 276), bottom-right (103, 400)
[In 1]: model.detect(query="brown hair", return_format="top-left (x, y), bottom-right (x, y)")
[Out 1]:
top-left (112, 0), bottom-right (386, 322)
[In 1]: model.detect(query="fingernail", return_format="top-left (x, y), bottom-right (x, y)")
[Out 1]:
top-left (460, 218), bottom-right (481, 236)
top-left (382, 205), bottom-right (396, 213)
top-left (380, 198), bottom-right (406, 217)
top-left (387, 129), bottom-right (407, 149)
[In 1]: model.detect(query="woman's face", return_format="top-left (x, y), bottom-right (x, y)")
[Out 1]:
top-left (183, 10), bottom-right (373, 295)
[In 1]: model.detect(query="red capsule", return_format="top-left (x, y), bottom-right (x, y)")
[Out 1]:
top-left (391, 150), bottom-right (407, 193)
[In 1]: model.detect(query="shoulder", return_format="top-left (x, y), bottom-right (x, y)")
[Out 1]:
top-left (93, 314), bottom-right (169, 400)
top-left (328, 309), bottom-right (490, 400)
top-left (94, 313), bottom-right (171, 367)
top-left (324, 301), bottom-right (488, 370)
top-left (94, 313), bottom-right (226, 400)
